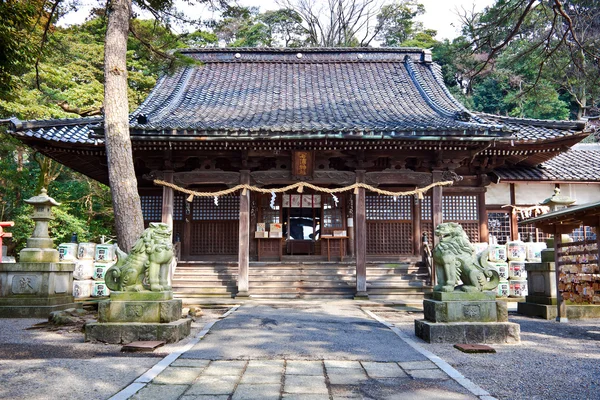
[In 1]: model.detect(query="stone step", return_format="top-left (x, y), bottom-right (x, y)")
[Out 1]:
top-left (173, 275), bottom-right (238, 282)
top-left (249, 287), bottom-right (355, 295)
top-left (174, 287), bottom-right (237, 294)
top-left (250, 293), bottom-right (354, 299)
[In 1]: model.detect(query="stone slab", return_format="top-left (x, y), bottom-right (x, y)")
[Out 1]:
top-left (130, 383), bottom-right (188, 400)
top-left (414, 319), bottom-right (521, 344)
top-left (454, 344), bottom-right (496, 353)
top-left (110, 291), bottom-right (173, 301)
top-left (85, 318), bottom-right (191, 344)
top-left (564, 305), bottom-right (600, 319)
top-left (517, 302), bottom-right (557, 320)
top-left (325, 368), bottom-right (368, 385)
top-left (286, 360), bottom-right (323, 375)
top-left (0, 302), bottom-right (82, 318)
top-left (0, 262), bottom-right (75, 272)
top-left (284, 375), bottom-right (327, 394)
top-left (121, 340), bottom-right (165, 352)
top-left (423, 299), bottom-right (498, 323)
top-left (232, 383), bottom-right (281, 400)
top-left (153, 366), bottom-right (203, 385)
top-left (407, 369), bottom-right (451, 380)
top-left (98, 299), bottom-right (182, 323)
top-left (525, 295), bottom-right (557, 305)
top-left (361, 362), bottom-right (407, 378)
top-left (432, 291), bottom-right (496, 301)
top-left (187, 375), bottom-right (239, 395)
top-left (397, 361), bottom-right (437, 370)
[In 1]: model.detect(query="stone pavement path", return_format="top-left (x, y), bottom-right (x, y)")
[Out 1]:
top-left (119, 301), bottom-right (485, 399)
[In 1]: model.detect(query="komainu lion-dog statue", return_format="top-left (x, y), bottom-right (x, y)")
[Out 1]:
top-left (433, 222), bottom-right (499, 293)
top-left (105, 223), bottom-right (174, 292)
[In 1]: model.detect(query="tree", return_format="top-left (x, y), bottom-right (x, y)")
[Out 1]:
top-left (459, 0), bottom-right (600, 118)
top-left (102, 0), bottom-right (147, 253)
top-left (102, 0), bottom-right (227, 251)
top-left (259, 9), bottom-right (307, 47)
top-left (0, 0), bottom-right (39, 98)
top-left (276, 0), bottom-right (386, 47)
top-left (375, 0), bottom-right (425, 47)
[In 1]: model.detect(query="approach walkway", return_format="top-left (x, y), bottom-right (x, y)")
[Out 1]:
top-left (114, 301), bottom-right (492, 400)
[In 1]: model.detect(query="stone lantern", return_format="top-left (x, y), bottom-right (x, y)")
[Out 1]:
top-left (540, 187), bottom-right (575, 212)
top-left (19, 188), bottom-right (61, 263)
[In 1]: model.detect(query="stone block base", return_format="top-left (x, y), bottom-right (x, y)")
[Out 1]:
top-left (423, 298), bottom-right (500, 323)
top-left (85, 318), bottom-right (191, 344)
top-left (98, 298), bottom-right (182, 323)
top-left (415, 319), bottom-right (520, 344)
top-left (518, 302), bottom-right (600, 319)
top-left (0, 302), bottom-right (82, 318)
top-left (517, 302), bottom-right (557, 320)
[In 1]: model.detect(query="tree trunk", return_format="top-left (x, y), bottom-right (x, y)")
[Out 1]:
top-left (104, 0), bottom-right (144, 252)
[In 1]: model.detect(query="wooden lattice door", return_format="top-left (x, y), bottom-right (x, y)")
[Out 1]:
top-left (189, 195), bottom-right (239, 255)
top-left (366, 194), bottom-right (413, 255)
top-left (442, 194), bottom-right (480, 242)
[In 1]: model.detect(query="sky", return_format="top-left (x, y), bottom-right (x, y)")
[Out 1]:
top-left (60, 0), bottom-right (495, 41)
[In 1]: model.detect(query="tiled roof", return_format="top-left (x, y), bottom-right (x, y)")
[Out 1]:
top-left (494, 144), bottom-right (600, 181)
top-left (8, 117), bottom-right (100, 145)
top-left (6, 48), bottom-right (591, 145)
top-left (126, 48), bottom-right (506, 137)
top-left (476, 113), bottom-right (588, 142)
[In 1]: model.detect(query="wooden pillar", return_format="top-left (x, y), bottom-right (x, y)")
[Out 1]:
top-left (478, 190), bottom-right (489, 243)
top-left (161, 171), bottom-right (174, 230)
top-left (554, 226), bottom-right (568, 323)
top-left (413, 193), bottom-right (421, 256)
top-left (355, 170), bottom-right (368, 299)
top-left (509, 183), bottom-right (518, 241)
top-left (347, 196), bottom-right (355, 257)
top-left (431, 181), bottom-right (443, 249)
top-left (236, 170), bottom-right (250, 298)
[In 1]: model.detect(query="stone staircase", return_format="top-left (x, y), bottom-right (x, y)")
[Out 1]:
top-left (366, 260), bottom-right (432, 300)
top-left (172, 259), bottom-right (431, 302)
top-left (249, 262), bottom-right (356, 299)
top-left (172, 262), bottom-right (238, 303)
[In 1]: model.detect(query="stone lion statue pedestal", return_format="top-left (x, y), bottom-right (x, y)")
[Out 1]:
top-left (415, 223), bottom-right (520, 344)
top-left (85, 223), bottom-right (191, 344)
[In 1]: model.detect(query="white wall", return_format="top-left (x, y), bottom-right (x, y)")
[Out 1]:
top-left (515, 183), bottom-right (556, 205)
top-left (486, 182), bottom-right (600, 206)
top-left (563, 184), bottom-right (600, 205)
top-left (486, 183), bottom-right (511, 205)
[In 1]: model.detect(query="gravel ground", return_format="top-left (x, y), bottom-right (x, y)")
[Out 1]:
top-left (369, 308), bottom-right (600, 400)
top-left (0, 307), bottom-right (228, 400)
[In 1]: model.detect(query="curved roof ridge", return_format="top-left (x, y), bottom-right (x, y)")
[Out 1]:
top-left (178, 47), bottom-right (428, 54)
top-left (476, 112), bottom-right (587, 130)
top-left (131, 67), bottom-right (195, 126)
top-left (426, 63), bottom-right (490, 126)
top-left (404, 56), bottom-right (498, 131)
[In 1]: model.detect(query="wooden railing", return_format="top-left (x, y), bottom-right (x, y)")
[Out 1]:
top-left (422, 232), bottom-right (434, 287)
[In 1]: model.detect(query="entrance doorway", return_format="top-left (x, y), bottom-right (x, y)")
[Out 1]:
top-left (284, 206), bottom-right (320, 255)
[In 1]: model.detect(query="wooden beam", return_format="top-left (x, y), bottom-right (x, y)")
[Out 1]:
top-left (510, 183), bottom-right (518, 241)
top-left (355, 170), bottom-right (368, 299)
top-left (413, 194), bottom-right (421, 256)
top-left (161, 171), bottom-right (174, 231)
top-left (431, 182), bottom-right (443, 249)
top-left (478, 191), bottom-right (488, 243)
top-left (554, 226), bottom-right (568, 323)
top-left (236, 170), bottom-right (250, 298)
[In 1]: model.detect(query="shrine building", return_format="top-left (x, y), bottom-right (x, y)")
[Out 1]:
top-left (5, 48), bottom-right (594, 300)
